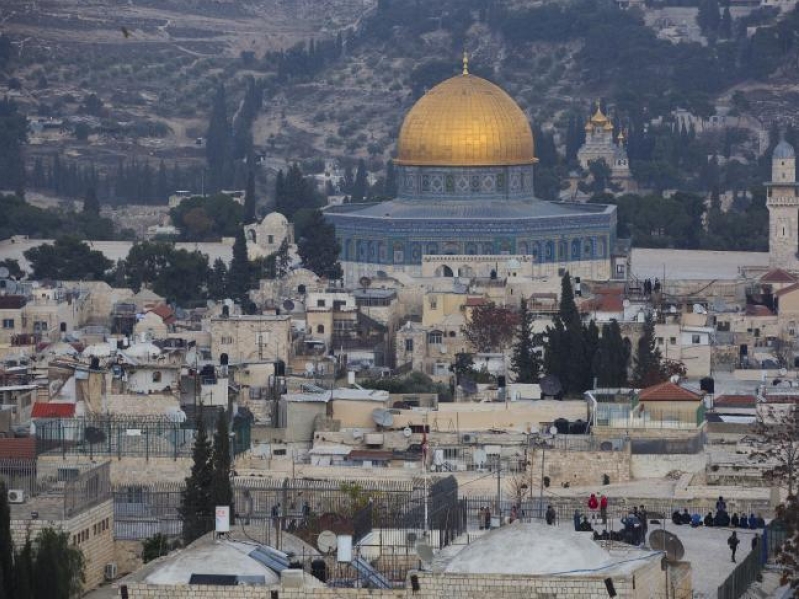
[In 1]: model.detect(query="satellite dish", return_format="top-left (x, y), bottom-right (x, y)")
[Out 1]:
top-left (669, 306), bottom-right (677, 314)
top-left (473, 449), bottom-right (487, 469)
top-left (283, 299), bottom-right (295, 312)
top-left (539, 375), bottom-right (563, 397)
top-left (317, 530), bottom-right (337, 554)
top-left (548, 426), bottom-right (558, 436)
top-left (416, 543), bottom-right (435, 564)
top-left (359, 276), bottom-right (372, 288)
top-left (528, 425), bottom-right (539, 435)
top-left (670, 374), bottom-right (680, 384)
top-left (403, 427), bottom-right (412, 438)
top-left (0, 267), bottom-right (9, 278)
top-left (352, 429), bottom-right (364, 440)
top-left (649, 530), bottom-right (685, 562)
top-left (622, 299), bottom-right (630, 308)
top-left (372, 408), bottom-right (394, 428)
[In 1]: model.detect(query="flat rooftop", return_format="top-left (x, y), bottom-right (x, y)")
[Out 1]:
top-left (632, 248), bottom-right (768, 281)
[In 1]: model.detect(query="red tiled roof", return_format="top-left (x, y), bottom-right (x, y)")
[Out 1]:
top-left (776, 282), bottom-right (799, 297)
top-left (31, 402), bottom-right (76, 418)
top-left (148, 304), bottom-right (177, 325)
top-left (0, 437), bottom-right (36, 460)
top-left (745, 305), bottom-right (774, 317)
top-left (639, 381), bottom-right (703, 402)
top-left (580, 294), bottom-right (623, 313)
top-left (761, 269), bottom-right (797, 284)
top-left (714, 394), bottom-right (756, 408)
top-left (465, 297), bottom-right (487, 307)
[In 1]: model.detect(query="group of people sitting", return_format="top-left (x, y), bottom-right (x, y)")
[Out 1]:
top-left (671, 497), bottom-right (766, 529)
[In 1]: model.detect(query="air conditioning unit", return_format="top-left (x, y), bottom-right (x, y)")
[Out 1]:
top-left (104, 562), bottom-right (118, 581)
top-left (7, 489), bottom-right (25, 504)
top-left (462, 433), bottom-right (476, 444)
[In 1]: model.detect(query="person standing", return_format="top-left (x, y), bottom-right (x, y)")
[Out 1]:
top-left (478, 506), bottom-right (485, 530)
top-left (600, 495), bottom-right (608, 525)
top-left (752, 533), bottom-right (759, 552)
top-left (484, 507), bottom-right (492, 530)
top-left (546, 505), bottom-right (556, 525)
top-left (588, 493), bottom-right (599, 522)
top-left (573, 509), bottom-right (581, 531)
top-left (728, 531), bottom-right (740, 563)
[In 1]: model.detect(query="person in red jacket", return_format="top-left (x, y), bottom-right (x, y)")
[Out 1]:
top-left (587, 493), bottom-right (599, 516)
top-left (600, 494), bottom-right (608, 525)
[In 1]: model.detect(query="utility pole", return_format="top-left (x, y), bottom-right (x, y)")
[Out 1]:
top-left (496, 454), bottom-right (501, 524)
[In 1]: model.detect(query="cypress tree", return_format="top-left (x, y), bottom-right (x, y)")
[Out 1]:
top-left (297, 209), bottom-right (342, 280)
top-left (13, 537), bottom-right (33, 599)
top-left (228, 228), bottom-right (251, 303)
top-left (0, 482), bottom-right (12, 599)
top-left (82, 186), bottom-right (100, 216)
top-left (209, 258), bottom-right (228, 300)
top-left (206, 84), bottom-right (232, 192)
top-left (511, 298), bottom-right (541, 383)
top-left (180, 414), bottom-right (214, 545)
top-left (385, 160), bottom-right (398, 198)
top-left (243, 169), bottom-right (257, 224)
top-left (351, 159), bottom-right (368, 203)
top-left (633, 312), bottom-right (664, 387)
top-left (211, 412), bottom-right (234, 525)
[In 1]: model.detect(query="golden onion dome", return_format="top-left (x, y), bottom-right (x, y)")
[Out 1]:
top-left (395, 73), bottom-right (536, 167)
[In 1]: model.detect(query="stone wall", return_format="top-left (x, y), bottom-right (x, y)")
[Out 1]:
top-left (529, 446), bottom-right (632, 488)
top-left (38, 455), bottom-right (193, 485)
top-left (631, 453), bottom-right (707, 479)
top-left (115, 539), bottom-right (144, 576)
top-left (122, 561), bottom-right (684, 599)
top-left (10, 500), bottom-right (114, 591)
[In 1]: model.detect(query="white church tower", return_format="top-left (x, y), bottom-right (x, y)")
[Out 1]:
top-left (767, 139), bottom-right (799, 268)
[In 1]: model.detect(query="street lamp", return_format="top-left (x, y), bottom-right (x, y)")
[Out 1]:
top-left (528, 426), bottom-right (558, 519)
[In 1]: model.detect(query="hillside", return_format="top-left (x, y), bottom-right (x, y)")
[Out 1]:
top-left (3, 0), bottom-right (799, 209)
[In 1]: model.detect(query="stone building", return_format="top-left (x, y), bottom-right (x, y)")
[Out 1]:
top-left (767, 139), bottom-right (799, 268)
top-left (7, 462), bottom-right (114, 591)
top-left (244, 212), bottom-right (294, 260)
top-left (327, 57), bottom-right (620, 286)
top-left (209, 314), bottom-right (292, 365)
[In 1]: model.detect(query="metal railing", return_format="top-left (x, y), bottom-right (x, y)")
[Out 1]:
top-left (64, 461), bottom-right (111, 518)
top-left (717, 520), bottom-right (787, 599)
top-left (35, 415), bottom-right (251, 460)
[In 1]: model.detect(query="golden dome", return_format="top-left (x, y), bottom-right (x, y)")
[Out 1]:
top-left (395, 73), bottom-right (536, 167)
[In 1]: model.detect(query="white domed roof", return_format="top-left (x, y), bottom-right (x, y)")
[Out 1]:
top-left (444, 523), bottom-right (612, 575)
top-left (262, 212), bottom-right (288, 227)
top-left (126, 342), bottom-right (161, 359)
top-left (774, 140), bottom-right (795, 160)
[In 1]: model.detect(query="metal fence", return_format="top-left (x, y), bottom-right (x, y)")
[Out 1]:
top-left (0, 459), bottom-right (40, 496)
top-left (461, 494), bottom-right (772, 533)
top-left (112, 475), bottom-right (466, 552)
top-left (717, 520), bottom-right (788, 599)
top-left (35, 415), bottom-right (251, 460)
top-left (630, 432), bottom-right (705, 455)
top-left (64, 461), bottom-right (111, 518)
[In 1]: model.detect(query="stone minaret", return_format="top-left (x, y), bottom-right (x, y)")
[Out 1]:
top-left (767, 139), bottom-right (799, 267)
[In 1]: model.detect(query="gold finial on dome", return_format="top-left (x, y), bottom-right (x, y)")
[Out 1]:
top-left (462, 51), bottom-right (469, 76)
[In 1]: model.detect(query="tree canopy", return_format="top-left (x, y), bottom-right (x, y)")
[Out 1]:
top-left (24, 237), bottom-right (112, 281)
top-left (296, 209), bottom-right (342, 280)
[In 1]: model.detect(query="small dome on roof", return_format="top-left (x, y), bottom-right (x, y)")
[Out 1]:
top-left (774, 140), bottom-right (795, 160)
top-left (444, 523), bottom-right (612, 575)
